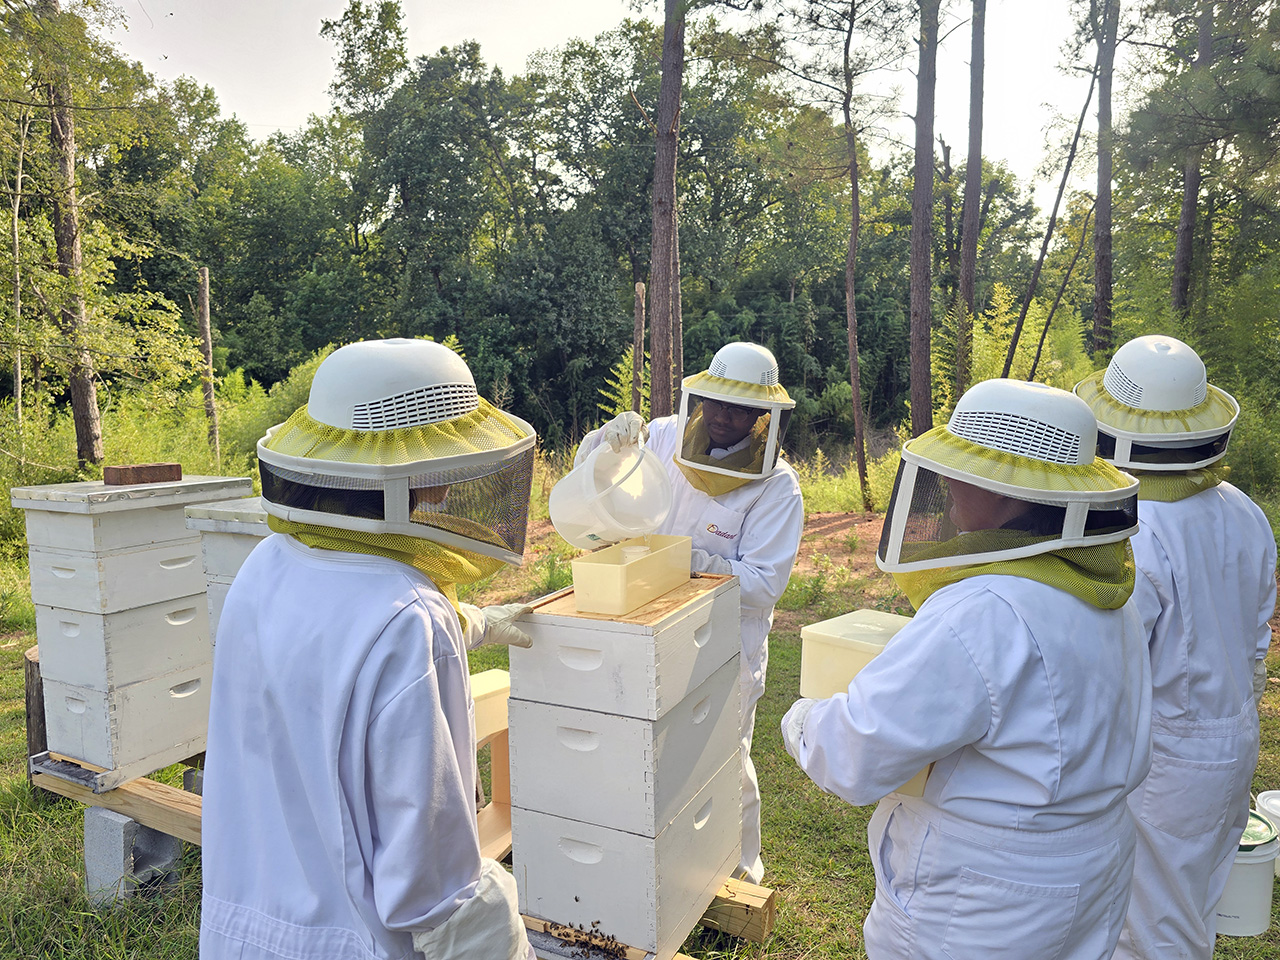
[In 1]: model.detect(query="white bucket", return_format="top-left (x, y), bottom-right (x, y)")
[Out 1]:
top-left (1257, 791), bottom-right (1280, 877)
top-left (1214, 811), bottom-right (1278, 937)
top-left (549, 441), bottom-right (673, 549)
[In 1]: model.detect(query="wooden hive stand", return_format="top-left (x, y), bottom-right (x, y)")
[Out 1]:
top-left (26, 662), bottom-right (775, 956)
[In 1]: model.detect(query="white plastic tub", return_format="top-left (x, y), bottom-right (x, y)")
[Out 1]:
top-left (1256, 791), bottom-right (1280, 877)
top-left (1215, 811), bottom-right (1278, 937)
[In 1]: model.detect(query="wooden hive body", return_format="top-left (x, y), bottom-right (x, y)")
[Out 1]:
top-left (509, 576), bottom-right (744, 960)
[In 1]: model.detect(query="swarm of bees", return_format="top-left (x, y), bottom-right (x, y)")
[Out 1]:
top-left (546, 918), bottom-right (628, 959)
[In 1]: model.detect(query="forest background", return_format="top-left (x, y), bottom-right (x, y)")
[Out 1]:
top-left (1, 0), bottom-right (1278, 523)
top-left (0, 1), bottom-right (1279, 957)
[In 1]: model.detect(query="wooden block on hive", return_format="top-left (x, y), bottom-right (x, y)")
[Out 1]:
top-left (104, 463), bottom-right (183, 485)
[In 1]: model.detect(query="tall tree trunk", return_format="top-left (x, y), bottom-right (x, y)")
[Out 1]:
top-left (649, 0), bottom-right (685, 419)
top-left (939, 138), bottom-right (956, 303)
top-left (956, 0), bottom-right (985, 396)
top-left (197, 267), bottom-right (220, 465)
top-left (1001, 63), bottom-right (1097, 378)
top-left (909, 0), bottom-right (940, 437)
top-left (41, 0), bottom-right (103, 467)
top-left (1092, 0), bottom-right (1119, 355)
top-left (1030, 203), bottom-right (1095, 381)
top-left (842, 3), bottom-right (873, 511)
top-left (672, 214), bottom-right (683, 409)
top-left (633, 281), bottom-right (646, 414)
top-left (9, 111), bottom-right (29, 430)
top-left (1172, 2), bottom-right (1213, 318)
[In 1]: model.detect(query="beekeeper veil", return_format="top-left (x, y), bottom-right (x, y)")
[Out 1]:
top-left (877, 379), bottom-right (1139, 576)
top-left (1074, 334), bottom-right (1239, 472)
top-left (675, 342), bottom-right (796, 496)
top-left (257, 338), bottom-right (536, 575)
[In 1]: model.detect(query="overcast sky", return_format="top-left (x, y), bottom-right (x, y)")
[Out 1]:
top-left (106, 0), bottom-right (1107, 213)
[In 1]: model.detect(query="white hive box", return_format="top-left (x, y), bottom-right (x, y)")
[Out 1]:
top-left (34, 596), bottom-right (210, 691)
top-left (514, 754), bottom-right (741, 960)
top-left (184, 497), bottom-right (269, 640)
top-left (42, 665), bottom-right (211, 785)
top-left (12, 476), bottom-right (252, 789)
top-left (509, 574), bottom-right (743, 959)
top-left (509, 655), bottom-right (740, 835)
top-left (508, 574), bottom-right (740, 720)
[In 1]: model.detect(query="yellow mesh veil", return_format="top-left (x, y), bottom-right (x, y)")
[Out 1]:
top-left (1134, 466), bottom-right (1227, 502)
top-left (675, 412), bottom-right (769, 496)
top-left (264, 397), bottom-right (528, 463)
top-left (893, 537), bottom-right (1135, 611)
top-left (266, 516), bottom-right (504, 613)
top-left (906, 427), bottom-right (1135, 496)
top-left (682, 370), bottom-right (792, 406)
top-left (1075, 371), bottom-right (1238, 439)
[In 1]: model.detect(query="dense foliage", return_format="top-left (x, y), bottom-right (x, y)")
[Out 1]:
top-left (0, 0), bottom-right (1277, 503)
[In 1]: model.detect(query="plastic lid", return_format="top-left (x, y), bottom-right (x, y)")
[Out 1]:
top-left (1240, 811), bottom-right (1278, 850)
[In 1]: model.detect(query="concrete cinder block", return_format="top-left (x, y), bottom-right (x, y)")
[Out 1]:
top-left (83, 807), bottom-right (183, 906)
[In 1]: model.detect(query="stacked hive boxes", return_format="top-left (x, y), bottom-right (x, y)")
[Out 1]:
top-left (508, 574), bottom-right (744, 960)
top-left (183, 496), bottom-right (269, 641)
top-left (12, 477), bottom-right (253, 790)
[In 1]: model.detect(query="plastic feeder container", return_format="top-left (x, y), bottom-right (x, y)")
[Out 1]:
top-left (571, 535), bottom-right (692, 616)
top-left (1257, 790), bottom-right (1280, 877)
top-left (549, 442), bottom-right (672, 549)
top-left (1215, 811), bottom-right (1279, 937)
top-left (799, 609), bottom-right (931, 797)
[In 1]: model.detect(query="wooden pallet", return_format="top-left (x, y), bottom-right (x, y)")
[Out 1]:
top-left (28, 665), bottom-right (775, 953)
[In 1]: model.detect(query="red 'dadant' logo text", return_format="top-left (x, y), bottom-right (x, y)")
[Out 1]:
top-left (706, 524), bottom-right (737, 541)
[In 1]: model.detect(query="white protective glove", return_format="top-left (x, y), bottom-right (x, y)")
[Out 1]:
top-left (691, 547), bottom-right (734, 576)
top-left (413, 858), bottom-right (532, 960)
top-left (457, 603), bottom-right (534, 650)
top-left (601, 411), bottom-right (648, 452)
top-left (1255, 657), bottom-right (1268, 701)
top-left (781, 698), bottom-right (818, 762)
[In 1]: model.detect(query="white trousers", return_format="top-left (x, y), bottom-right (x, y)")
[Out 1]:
top-left (1113, 705), bottom-right (1260, 960)
top-left (735, 640), bottom-right (768, 884)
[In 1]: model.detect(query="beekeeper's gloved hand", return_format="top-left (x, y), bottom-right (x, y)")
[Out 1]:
top-left (691, 547), bottom-right (733, 576)
top-left (1255, 658), bottom-right (1268, 701)
top-left (602, 411), bottom-right (648, 452)
top-left (458, 603), bottom-right (534, 650)
top-left (781, 698), bottom-right (817, 762)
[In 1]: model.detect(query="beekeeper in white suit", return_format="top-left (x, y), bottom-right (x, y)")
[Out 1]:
top-left (1076, 335), bottom-right (1277, 960)
top-left (781, 378), bottom-right (1153, 960)
top-left (579, 341), bottom-right (803, 883)
top-left (201, 338), bottom-right (537, 960)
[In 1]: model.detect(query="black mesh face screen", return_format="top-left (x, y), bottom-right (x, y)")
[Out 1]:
top-left (259, 461), bottom-right (385, 520)
top-left (406, 446), bottom-right (535, 556)
top-left (1097, 429), bottom-right (1231, 466)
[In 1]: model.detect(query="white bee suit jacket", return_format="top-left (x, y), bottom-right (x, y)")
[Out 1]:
top-left (788, 576), bottom-right (1152, 960)
top-left (578, 415), bottom-right (804, 882)
top-left (1114, 482), bottom-right (1277, 960)
top-left (200, 534), bottom-right (531, 960)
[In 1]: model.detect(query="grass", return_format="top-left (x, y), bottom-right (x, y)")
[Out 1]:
top-left (0, 448), bottom-right (1278, 957)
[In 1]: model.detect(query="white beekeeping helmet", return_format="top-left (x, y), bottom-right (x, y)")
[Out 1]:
top-left (877, 378), bottom-right (1139, 573)
top-left (1074, 335), bottom-right (1239, 471)
top-left (257, 338), bottom-right (537, 566)
top-left (675, 341), bottom-right (797, 483)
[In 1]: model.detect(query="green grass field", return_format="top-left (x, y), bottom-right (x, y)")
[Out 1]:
top-left (1, 542), bottom-right (1279, 958)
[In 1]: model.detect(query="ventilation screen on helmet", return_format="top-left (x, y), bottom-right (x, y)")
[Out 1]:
top-left (879, 461), bottom-right (1138, 570)
top-left (260, 461), bottom-right (387, 520)
top-left (1097, 429), bottom-right (1231, 467)
top-left (407, 446), bottom-right (535, 557)
top-left (679, 395), bottom-right (791, 477)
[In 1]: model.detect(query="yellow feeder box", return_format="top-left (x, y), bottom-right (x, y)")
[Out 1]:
top-left (800, 608), bottom-right (931, 797)
top-left (570, 535), bottom-right (693, 617)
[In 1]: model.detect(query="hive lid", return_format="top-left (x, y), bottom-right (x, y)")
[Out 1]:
top-left (1240, 811), bottom-right (1278, 850)
top-left (184, 496), bottom-right (268, 524)
top-left (10, 476), bottom-right (253, 514)
top-left (800, 608), bottom-right (913, 645)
